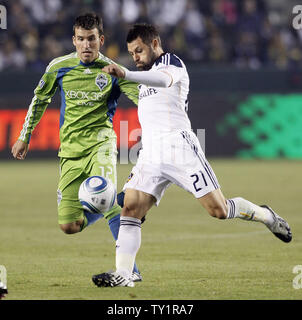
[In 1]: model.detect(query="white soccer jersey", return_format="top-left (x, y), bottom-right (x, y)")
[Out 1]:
top-left (137, 53), bottom-right (191, 149)
top-left (123, 52), bottom-right (220, 204)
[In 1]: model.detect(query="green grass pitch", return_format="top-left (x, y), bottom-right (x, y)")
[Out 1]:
top-left (1, 159), bottom-right (302, 300)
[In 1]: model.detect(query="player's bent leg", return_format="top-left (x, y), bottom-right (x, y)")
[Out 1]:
top-left (58, 197), bottom-right (89, 234)
top-left (198, 189), bottom-right (228, 219)
top-left (199, 189), bottom-right (292, 243)
top-left (57, 167), bottom-right (100, 233)
top-left (59, 219), bottom-right (84, 234)
top-left (226, 197), bottom-right (292, 242)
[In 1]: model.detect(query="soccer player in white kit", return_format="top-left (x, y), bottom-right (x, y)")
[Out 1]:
top-left (92, 24), bottom-right (292, 288)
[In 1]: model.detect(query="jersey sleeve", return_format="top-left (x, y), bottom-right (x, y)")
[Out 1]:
top-left (156, 53), bottom-right (184, 85)
top-left (117, 78), bottom-right (139, 106)
top-left (100, 58), bottom-right (139, 106)
top-left (124, 69), bottom-right (172, 88)
top-left (157, 65), bottom-right (184, 86)
top-left (19, 67), bottom-right (58, 143)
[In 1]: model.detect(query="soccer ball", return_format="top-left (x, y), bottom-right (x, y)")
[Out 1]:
top-left (78, 176), bottom-right (116, 214)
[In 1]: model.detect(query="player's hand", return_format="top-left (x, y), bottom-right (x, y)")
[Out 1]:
top-left (11, 140), bottom-right (29, 160)
top-left (102, 64), bottom-right (125, 78)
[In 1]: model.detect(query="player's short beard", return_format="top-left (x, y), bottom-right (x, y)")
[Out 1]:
top-left (139, 49), bottom-right (158, 71)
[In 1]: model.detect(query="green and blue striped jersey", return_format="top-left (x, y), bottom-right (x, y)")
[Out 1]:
top-left (19, 52), bottom-right (138, 158)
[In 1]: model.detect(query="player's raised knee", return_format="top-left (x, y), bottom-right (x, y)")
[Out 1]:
top-left (59, 221), bottom-right (82, 234)
top-left (59, 224), bottom-right (75, 234)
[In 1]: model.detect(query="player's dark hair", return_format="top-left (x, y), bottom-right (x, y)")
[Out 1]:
top-left (126, 23), bottom-right (161, 46)
top-left (73, 13), bottom-right (103, 35)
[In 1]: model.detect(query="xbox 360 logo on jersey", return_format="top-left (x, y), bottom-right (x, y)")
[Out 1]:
top-left (95, 73), bottom-right (108, 91)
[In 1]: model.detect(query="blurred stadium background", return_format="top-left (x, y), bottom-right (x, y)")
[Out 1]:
top-left (1, 0), bottom-right (302, 159)
top-left (1, 0), bottom-right (302, 301)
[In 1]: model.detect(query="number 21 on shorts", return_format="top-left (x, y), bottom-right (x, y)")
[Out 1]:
top-left (190, 171), bottom-right (208, 192)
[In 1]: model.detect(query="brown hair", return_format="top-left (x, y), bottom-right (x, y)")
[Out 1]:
top-left (73, 13), bottom-right (103, 35)
top-left (127, 23), bottom-right (161, 46)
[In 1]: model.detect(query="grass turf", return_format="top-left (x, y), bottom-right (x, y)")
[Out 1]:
top-left (0, 159), bottom-right (301, 300)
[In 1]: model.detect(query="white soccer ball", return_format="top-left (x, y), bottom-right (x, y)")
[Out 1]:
top-left (78, 176), bottom-right (116, 214)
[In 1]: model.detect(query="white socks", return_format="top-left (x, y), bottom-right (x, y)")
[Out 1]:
top-left (114, 199), bottom-right (275, 279)
top-left (116, 216), bottom-right (141, 279)
top-left (227, 197), bottom-right (274, 226)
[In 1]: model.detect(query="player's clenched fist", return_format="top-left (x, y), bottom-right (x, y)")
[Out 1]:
top-left (11, 140), bottom-right (29, 160)
top-left (102, 64), bottom-right (125, 78)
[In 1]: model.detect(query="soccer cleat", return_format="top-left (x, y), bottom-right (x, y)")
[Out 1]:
top-left (92, 271), bottom-right (134, 287)
top-left (0, 282), bottom-right (8, 299)
top-left (129, 272), bottom-right (142, 282)
top-left (260, 205), bottom-right (292, 243)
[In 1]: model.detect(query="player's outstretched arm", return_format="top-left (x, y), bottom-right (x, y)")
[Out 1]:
top-left (103, 64), bottom-right (172, 88)
top-left (102, 64), bottom-right (125, 78)
top-left (103, 63), bottom-right (174, 89)
top-left (11, 140), bottom-right (29, 160)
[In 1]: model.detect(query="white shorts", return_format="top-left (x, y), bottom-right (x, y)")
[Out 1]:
top-left (123, 130), bottom-right (220, 206)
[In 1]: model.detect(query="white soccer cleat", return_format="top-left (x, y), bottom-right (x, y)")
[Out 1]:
top-left (92, 271), bottom-right (135, 287)
top-left (0, 281), bottom-right (8, 299)
top-left (129, 272), bottom-right (142, 283)
top-left (260, 205), bottom-right (292, 243)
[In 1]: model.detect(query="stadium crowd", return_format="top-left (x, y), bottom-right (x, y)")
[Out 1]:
top-left (0, 0), bottom-right (301, 72)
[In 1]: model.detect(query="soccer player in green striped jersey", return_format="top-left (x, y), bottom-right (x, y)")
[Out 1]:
top-left (11, 13), bottom-right (142, 281)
